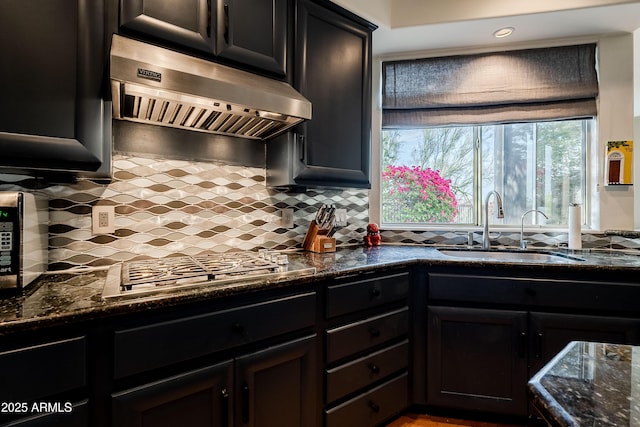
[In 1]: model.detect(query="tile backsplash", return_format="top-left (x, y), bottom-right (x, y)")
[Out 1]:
top-left (379, 229), bottom-right (638, 251)
top-left (0, 155), bottom-right (369, 270)
top-left (1, 154), bottom-right (639, 271)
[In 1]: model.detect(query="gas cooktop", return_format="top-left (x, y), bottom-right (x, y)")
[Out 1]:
top-left (101, 251), bottom-right (316, 300)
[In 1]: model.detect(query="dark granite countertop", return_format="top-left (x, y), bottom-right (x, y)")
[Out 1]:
top-left (528, 341), bottom-right (640, 427)
top-left (2, 244), bottom-right (640, 335)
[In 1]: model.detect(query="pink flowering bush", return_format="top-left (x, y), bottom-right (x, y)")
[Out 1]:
top-left (382, 165), bottom-right (458, 223)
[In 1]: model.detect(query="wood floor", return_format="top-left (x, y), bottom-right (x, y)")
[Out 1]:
top-left (386, 413), bottom-right (526, 427)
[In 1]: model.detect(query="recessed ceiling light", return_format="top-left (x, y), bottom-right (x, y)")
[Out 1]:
top-left (493, 27), bottom-right (515, 38)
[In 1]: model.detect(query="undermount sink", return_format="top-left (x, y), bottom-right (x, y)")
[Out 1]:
top-left (437, 249), bottom-right (586, 263)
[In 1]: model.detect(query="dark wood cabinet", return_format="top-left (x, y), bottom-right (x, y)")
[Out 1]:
top-left (109, 290), bottom-right (317, 427)
top-left (0, 402), bottom-right (89, 427)
top-left (112, 361), bottom-right (234, 427)
top-left (113, 292), bottom-right (316, 379)
top-left (326, 308), bottom-right (409, 364)
top-left (294, 0), bottom-right (374, 188)
top-left (119, 0), bottom-right (289, 76)
top-left (325, 272), bottom-right (410, 319)
top-left (0, 0), bottom-right (110, 176)
top-left (325, 373), bottom-right (408, 427)
top-left (425, 270), bottom-right (640, 420)
top-left (215, 0), bottom-right (289, 76)
top-left (266, 0), bottom-right (376, 190)
top-left (120, 0), bottom-right (216, 54)
top-left (112, 335), bottom-right (316, 427)
top-left (0, 337), bottom-right (88, 426)
top-left (529, 312), bottom-right (640, 375)
top-left (234, 335), bottom-right (317, 427)
top-left (427, 306), bottom-right (529, 417)
top-left (324, 271), bottom-right (410, 427)
top-left (0, 337), bottom-right (87, 403)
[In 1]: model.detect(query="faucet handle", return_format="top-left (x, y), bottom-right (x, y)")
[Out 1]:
top-left (520, 239), bottom-right (528, 250)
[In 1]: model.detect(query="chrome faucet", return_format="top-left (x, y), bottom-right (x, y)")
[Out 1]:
top-left (482, 191), bottom-right (504, 249)
top-left (520, 209), bottom-right (549, 250)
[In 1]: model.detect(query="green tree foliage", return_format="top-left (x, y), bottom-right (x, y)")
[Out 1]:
top-left (535, 121), bottom-right (585, 223)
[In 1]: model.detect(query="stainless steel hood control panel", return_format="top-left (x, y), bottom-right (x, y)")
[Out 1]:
top-left (110, 35), bottom-right (311, 140)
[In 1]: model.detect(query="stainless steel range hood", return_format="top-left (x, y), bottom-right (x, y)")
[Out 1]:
top-left (110, 35), bottom-right (311, 140)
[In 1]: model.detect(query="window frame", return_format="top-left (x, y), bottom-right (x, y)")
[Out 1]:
top-left (377, 119), bottom-right (595, 231)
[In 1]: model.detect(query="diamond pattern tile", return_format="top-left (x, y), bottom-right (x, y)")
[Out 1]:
top-left (1, 155), bottom-right (369, 269)
top-left (2, 154), bottom-right (640, 271)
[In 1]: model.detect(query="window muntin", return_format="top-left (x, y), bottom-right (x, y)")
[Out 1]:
top-left (381, 119), bottom-right (591, 227)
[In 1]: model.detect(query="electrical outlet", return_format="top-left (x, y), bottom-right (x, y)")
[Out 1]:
top-left (92, 205), bottom-right (115, 234)
top-left (281, 208), bottom-right (294, 229)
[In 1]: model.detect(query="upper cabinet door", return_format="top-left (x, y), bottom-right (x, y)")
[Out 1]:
top-left (293, 0), bottom-right (375, 189)
top-left (120, 0), bottom-right (216, 54)
top-left (0, 0), bottom-right (109, 177)
top-left (215, 0), bottom-right (289, 77)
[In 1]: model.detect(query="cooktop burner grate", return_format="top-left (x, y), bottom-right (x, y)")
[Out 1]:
top-left (102, 251), bottom-right (316, 300)
top-left (121, 252), bottom-right (283, 290)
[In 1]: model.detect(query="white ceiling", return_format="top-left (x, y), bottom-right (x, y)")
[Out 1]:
top-left (332, 0), bottom-right (640, 56)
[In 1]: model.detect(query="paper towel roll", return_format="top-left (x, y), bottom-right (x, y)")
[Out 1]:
top-left (568, 205), bottom-right (582, 250)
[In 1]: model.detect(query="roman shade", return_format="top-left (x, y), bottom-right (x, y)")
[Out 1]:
top-left (382, 44), bottom-right (598, 128)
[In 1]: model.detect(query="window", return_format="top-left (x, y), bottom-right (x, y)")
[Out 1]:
top-left (381, 119), bottom-right (593, 227)
top-left (380, 44), bottom-right (598, 228)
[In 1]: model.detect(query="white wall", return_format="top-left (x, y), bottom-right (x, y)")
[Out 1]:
top-left (328, 0), bottom-right (391, 26)
top-left (390, 0), bottom-right (640, 28)
top-left (634, 29), bottom-right (640, 228)
top-left (596, 34), bottom-right (635, 231)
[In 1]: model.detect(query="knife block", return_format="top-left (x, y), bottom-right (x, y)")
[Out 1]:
top-left (302, 222), bottom-right (336, 253)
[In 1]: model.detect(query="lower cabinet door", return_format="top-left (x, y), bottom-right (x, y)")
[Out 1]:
top-left (427, 306), bottom-right (529, 417)
top-left (234, 335), bottom-right (317, 427)
top-left (112, 361), bottom-right (234, 427)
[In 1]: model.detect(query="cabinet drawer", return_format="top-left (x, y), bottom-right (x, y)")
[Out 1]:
top-left (326, 307), bottom-right (408, 364)
top-left (326, 272), bottom-right (409, 318)
top-left (325, 373), bottom-right (409, 427)
top-left (429, 273), bottom-right (640, 312)
top-left (114, 292), bottom-right (316, 378)
top-left (326, 340), bottom-right (409, 403)
top-left (0, 337), bottom-right (86, 401)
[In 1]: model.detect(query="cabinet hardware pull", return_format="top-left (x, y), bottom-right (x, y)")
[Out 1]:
top-left (298, 134), bottom-right (306, 162)
top-left (517, 331), bottom-right (527, 358)
top-left (368, 363), bottom-right (380, 374)
top-left (368, 400), bottom-right (380, 413)
top-left (370, 288), bottom-right (381, 298)
top-left (369, 327), bottom-right (381, 338)
top-left (233, 322), bottom-right (245, 334)
top-left (223, 4), bottom-right (229, 44)
top-left (221, 388), bottom-right (230, 426)
top-left (535, 332), bottom-right (543, 359)
top-left (241, 382), bottom-right (250, 423)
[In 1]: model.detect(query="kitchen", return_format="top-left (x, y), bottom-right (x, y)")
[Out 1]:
top-left (1, 1), bottom-right (640, 426)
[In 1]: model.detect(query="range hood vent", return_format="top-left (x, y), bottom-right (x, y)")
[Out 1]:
top-left (110, 35), bottom-right (311, 140)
